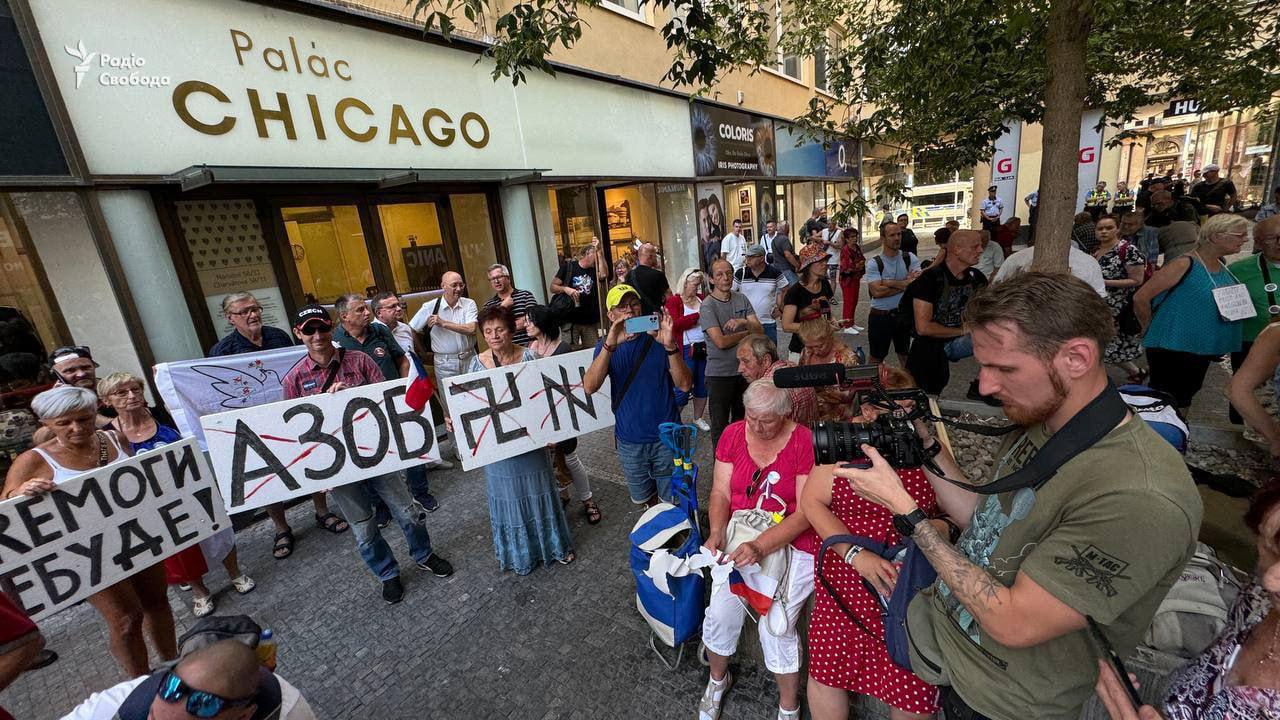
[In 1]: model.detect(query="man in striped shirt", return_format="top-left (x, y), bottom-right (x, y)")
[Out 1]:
top-left (484, 263), bottom-right (538, 346)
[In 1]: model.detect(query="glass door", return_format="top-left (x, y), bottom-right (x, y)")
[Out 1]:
top-left (375, 201), bottom-right (451, 319)
top-left (280, 205), bottom-right (375, 305)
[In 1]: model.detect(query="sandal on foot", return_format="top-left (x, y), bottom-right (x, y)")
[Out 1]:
top-left (557, 551), bottom-right (576, 565)
top-left (583, 500), bottom-right (603, 525)
top-left (192, 595), bottom-right (215, 618)
top-left (272, 531), bottom-right (294, 560)
top-left (231, 575), bottom-right (256, 594)
top-left (315, 512), bottom-right (349, 534)
top-left (27, 649), bottom-right (58, 671)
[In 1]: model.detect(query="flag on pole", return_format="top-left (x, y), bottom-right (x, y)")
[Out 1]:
top-left (728, 564), bottom-right (779, 616)
top-left (404, 351), bottom-right (435, 412)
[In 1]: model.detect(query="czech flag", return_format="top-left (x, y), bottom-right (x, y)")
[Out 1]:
top-left (728, 564), bottom-right (778, 617)
top-left (404, 351), bottom-right (435, 412)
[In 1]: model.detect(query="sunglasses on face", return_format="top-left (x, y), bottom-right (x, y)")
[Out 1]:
top-left (298, 322), bottom-right (333, 336)
top-left (156, 671), bottom-right (254, 718)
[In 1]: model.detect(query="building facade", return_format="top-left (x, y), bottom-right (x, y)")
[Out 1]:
top-left (0, 0), bottom-right (857, 404)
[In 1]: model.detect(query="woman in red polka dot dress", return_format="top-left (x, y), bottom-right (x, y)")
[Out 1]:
top-left (800, 369), bottom-right (953, 720)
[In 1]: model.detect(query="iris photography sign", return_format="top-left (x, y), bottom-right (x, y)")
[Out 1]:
top-left (691, 102), bottom-right (776, 177)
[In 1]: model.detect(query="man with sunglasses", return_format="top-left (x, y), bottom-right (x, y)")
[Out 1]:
top-left (207, 292), bottom-right (348, 560)
top-left (62, 640), bottom-right (314, 719)
top-left (483, 263), bottom-right (537, 345)
top-left (283, 305), bottom-right (454, 603)
top-left (208, 292), bottom-right (293, 356)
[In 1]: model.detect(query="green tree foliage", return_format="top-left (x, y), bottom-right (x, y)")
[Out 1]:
top-left (412, 0), bottom-right (1280, 266)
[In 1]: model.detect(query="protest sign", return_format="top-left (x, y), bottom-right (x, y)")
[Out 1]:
top-left (0, 438), bottom-right (230, 621)
top-left (441, 349), bottom-right (614, 471)
top-left (201, 379), bottom-right (439, 513)
top-left (153, 345), bottom-right (308, 450)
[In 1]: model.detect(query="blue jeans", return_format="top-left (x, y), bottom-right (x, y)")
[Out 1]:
top-left (944, 335), bottom-right (974, 362)
top-left (406, 464), bottom-right (430, 498)
top-left (616, 439), bottom-right (674, 504)
top-left (329, 472), bottom-right (434, 581)
top-left (675, 344), bottom-right (708, 406)
top-left (763, 322), bottom-right (778, 347)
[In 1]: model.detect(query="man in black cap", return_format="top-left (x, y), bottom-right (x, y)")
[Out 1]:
top-left (280, 305), bottom-right (454, 603)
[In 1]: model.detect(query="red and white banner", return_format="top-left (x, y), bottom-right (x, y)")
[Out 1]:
top-left (990, 121), bottom-right (1021, 222)
top-left (1076, 110), bottom-right (1105, 212)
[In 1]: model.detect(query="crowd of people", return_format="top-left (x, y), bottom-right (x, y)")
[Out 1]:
top-left (5, 175), bottom-right (1280, 720)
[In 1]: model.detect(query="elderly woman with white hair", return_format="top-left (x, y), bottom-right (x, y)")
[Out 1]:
top-left (1135, 212), bottom-right (1251, 411)
top-left (3, 386), bottom-right (178, 677)
top-left (698, 379), bottom-right (816, 720)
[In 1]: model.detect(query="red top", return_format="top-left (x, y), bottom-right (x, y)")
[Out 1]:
top-left (840, 240), bottom-right (867, 279)
top-left (665, 293), bottom-right (705, 335)
top-left (0, 593), bottom-right (38, 720)
top-left (715, 420), bottom-right (819, 554)
top-left (282, 348), bottom-right (385, 399)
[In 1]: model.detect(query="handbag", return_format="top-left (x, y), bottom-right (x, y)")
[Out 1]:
top-left (690, 341), bottom-right (707, 361)
top-left (722, 471), bottom-right (793, 634)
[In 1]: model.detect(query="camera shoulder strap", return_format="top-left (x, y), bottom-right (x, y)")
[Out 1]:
top-left (611, 335), bottom-right (655, 413)
top-left (943, 380), bottom-right (1128, 496)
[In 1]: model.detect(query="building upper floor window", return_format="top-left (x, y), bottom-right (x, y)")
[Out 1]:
top-left (602, 0), bottom-right (646, 20)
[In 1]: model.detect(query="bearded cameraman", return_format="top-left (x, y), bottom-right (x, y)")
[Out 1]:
top-left (833, 272), bottom-right (1201, 720)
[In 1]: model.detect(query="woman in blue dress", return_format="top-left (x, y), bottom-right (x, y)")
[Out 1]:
top-left (466, 305), bottom-right (575, 574)
top-left (99, 372), bottom-right (255, 617)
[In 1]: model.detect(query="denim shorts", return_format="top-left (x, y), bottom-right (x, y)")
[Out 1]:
top-left (615, 439), bottom-right (674, 504)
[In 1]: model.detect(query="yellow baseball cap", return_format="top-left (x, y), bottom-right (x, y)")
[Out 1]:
top-left (606, 283), bottom-right (640, 310)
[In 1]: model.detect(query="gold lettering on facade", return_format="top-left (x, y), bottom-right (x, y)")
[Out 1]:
top-left (335, 97), bottom-right (376, 142)
top-left (460, 112), bottom-right (490, 149)
top-left (247, 88), bottom-right (297, 140)
top-left (230, 29), bottom-right (252, 66)
top-left (333, 60), bottom-right (351, 81)
top-left (172, 80), bottom-right (236, 135)
top-left (388, 104), bottom-right (421, 146)
top-left (306, 94), bottom-right (327, 140)
top-left (421, 108), bottom-right (455, 148)
top-left (227, 30), bottom-right (353, 81)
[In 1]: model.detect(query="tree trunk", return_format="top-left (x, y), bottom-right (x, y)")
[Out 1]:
top-left (1031, 0), bottom-right (1094, 273)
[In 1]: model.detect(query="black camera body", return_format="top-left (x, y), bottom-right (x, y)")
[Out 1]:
top-left (812, 415), bottom-right (927, 467)
top-left (773, 362), bottom-right (932, 468)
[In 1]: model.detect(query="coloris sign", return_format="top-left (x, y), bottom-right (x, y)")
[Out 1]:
top-left (691, 102), bottom-right (776, 177)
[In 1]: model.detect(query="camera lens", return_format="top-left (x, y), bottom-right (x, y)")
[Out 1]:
top-left (812, 421), bottom-right (876, 465)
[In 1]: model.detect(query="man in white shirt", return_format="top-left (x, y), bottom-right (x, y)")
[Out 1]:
top-left (974, 230), bottom-right (1005, 277)
top-left (822, 219), bottom-right (842, 303)
top-left (409, 271), bottom-right (477, 413)
top-left (979, 184), bottom-right (1004, 239)
top-left (62, 640), bottom-right (315, 720)
top-left (993, 245), bottom-right (1107, 298)
top-left (720, 219), bottom-right (747, 270)
top-left (733, 245), bottom-right (786, 346)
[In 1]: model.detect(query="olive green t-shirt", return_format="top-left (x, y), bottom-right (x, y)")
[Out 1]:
top-left (907, 416), bottom-right (1202, 720)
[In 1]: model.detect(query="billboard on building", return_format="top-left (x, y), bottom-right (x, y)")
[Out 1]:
top-left (775, 124), bottom-right (860, 179)
top-left (691, 103), bottom-right (776, 177)
top-left (990, 121), bottom-right (1021, 222)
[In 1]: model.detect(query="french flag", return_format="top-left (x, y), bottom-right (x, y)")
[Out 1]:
top-left (729, 564), bottom-right (779, 617)
top-left (404, 351), bottom-right (435, 412)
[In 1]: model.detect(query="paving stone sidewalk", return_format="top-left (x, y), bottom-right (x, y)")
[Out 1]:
top-left (5, 430), bottom-right (795, 720)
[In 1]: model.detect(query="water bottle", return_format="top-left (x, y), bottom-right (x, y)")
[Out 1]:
top-left (255, 629), bottom-right (277, 671)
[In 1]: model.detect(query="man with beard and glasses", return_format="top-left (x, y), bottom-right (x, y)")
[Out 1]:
top-left (833, 272), bottom-right (1201, 720)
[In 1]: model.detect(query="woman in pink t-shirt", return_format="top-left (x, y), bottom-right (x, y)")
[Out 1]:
top-left (698, 379), bottom-right (815, 720)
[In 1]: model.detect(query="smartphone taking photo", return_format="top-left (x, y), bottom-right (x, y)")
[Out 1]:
top-left (1088, 616), bottom-right (1142, 710)
top-left (624, 314), bottom-right (660, 334)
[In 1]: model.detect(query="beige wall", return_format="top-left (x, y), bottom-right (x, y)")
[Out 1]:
top-left (343, 0), bottom-right (831, 121)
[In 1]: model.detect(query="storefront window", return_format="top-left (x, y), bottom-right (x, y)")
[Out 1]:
top-left (790, 181), bottom-right (815, 233)
top-left (377, 202), bottom-right (448, 318)
top-left (282, 205), bottom-right (374, 305)
top-left (449, 193), bottom-right (499, 300)
top-left (175, 199), bottom-right (291, 336)
top-left (549, 185), bottom-right (598, 263)
top-left (603, 184), bottom-right (658, 269)
top-left (725, 182), bottom-right (756, 246)
top-left (656, 183), bottom-right (698, 286)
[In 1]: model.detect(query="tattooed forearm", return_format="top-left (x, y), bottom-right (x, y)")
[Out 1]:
top-left (913, 522), bottom-right (1006, 622)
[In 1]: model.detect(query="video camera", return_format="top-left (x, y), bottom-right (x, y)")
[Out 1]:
top-left (772, 363), bottom-right (938, 470)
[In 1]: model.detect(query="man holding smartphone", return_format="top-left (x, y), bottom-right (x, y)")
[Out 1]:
top-left (583, 284), bottom-right (692, 507)
top-left (700, 259), bottom-right (763, 450)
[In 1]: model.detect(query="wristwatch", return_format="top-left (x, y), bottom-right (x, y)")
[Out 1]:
top-left (892, 507), bottom-right (929, 537)
top-left (922, 438), bottom-right (943, 459)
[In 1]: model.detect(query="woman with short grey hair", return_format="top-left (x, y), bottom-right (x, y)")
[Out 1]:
top-left (4, 386), bottom-right (178, 677)
top-left (699, 377), bottom-right (815, 720)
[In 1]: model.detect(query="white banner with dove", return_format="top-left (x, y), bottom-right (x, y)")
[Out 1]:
top-left (153, 346), bottom-right (308, 450)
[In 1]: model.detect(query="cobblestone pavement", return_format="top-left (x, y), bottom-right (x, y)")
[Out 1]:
top-left (6, 430), bottom-right (800, 720)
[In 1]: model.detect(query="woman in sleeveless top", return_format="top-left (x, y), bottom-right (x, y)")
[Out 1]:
top-left (1135, 214), bottom-right (1250, 410)
top-left (99, 373), bottom-right (255, 619)
top-left (463, 305), bottom-right (574, 575)
top-left (1229, 323), bottom-right (1280, 461)
top-left (526, 305), bottom-right (603, 526)
top-left (2, 386), bottom-right (176, 677)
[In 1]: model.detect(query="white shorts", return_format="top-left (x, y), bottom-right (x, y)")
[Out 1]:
top-left (701, 550), bottom-right (815, 674)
